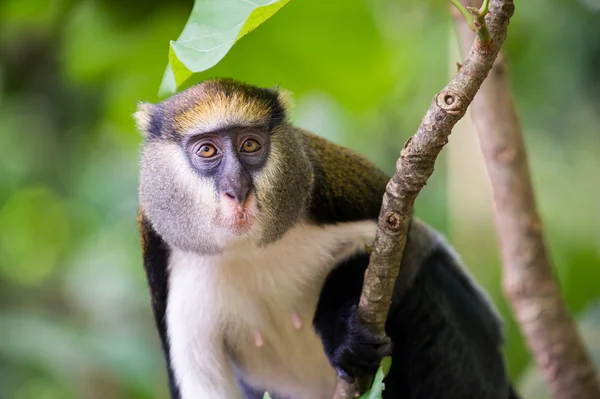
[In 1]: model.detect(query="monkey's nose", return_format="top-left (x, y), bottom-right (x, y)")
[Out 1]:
top-left (220, 168), bottom-right (251, 206)
top-left (222, 185), bottom-right (249, 206)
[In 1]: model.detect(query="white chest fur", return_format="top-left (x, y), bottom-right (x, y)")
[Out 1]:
top-left (166, 220), bottom-right (377, 399)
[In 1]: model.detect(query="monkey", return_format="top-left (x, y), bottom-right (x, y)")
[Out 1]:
top-left (135, 78), bottom-right (521, 399)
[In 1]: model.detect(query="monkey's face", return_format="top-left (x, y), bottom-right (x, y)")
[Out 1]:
top-left (139, 125), bottom-right (311, 254)
top-left (185, 127), bottom-right (268, 236)
top-left (136, 79), bottom-right (313, 254)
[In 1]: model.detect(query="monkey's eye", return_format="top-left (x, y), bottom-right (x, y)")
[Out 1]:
top-left (240, 139), bottom-right (261, 153)
top-left (196, 144), bottom-right (218, 158)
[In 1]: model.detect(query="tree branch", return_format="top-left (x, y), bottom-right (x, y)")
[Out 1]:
top-left (454, 1), bottom-right (600, 398)
top-left (332, 1), bottom-right (515, 397)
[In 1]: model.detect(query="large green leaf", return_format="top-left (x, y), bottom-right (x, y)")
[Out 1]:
top-left (159, 0), bottom-right (290, 96)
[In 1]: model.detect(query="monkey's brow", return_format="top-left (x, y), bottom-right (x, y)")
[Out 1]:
top-left (185, 124), bottom-right (269, 136)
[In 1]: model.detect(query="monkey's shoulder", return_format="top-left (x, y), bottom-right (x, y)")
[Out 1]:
top-left (300, 131), bottom-right (390, 224)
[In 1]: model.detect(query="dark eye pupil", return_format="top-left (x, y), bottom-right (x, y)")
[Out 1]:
top-left (202, 146), bottom-right (210, 152)
top-left (245, 141), bottom-right (252, 147)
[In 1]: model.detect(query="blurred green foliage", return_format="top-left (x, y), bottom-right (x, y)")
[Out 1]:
top-left (0, 0), bottom-right (599, 398)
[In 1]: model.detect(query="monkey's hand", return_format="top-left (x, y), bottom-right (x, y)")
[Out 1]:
top-left (326, 304), bottom-right (393, 383)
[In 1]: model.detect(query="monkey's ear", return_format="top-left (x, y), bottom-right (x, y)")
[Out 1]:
top-left (276, 89), bottom-right (294, 111)
top-left (269, 86), bottom-right (294, 112)
top-left (134, 102), bottom-right (161, 138)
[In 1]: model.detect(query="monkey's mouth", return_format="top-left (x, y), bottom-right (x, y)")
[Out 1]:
top-left (216, 193), bottom-right (258, 235)
top-left (221, 211), bottom-right (255, 234)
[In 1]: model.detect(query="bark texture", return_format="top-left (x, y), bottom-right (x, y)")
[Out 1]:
top-left (332, 1), bottom-right (515, 397)
top-left (456, 2), bottom-right (600, 398)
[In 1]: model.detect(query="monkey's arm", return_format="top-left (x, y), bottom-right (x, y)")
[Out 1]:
top-left (315, 241), bottom-right (511, 398)
top-left (138, 210), bottom-right (182, 399)
top-left (305, 131), bottom-right (396, 379)
top-left (313, 253), bottom-right (392, 380)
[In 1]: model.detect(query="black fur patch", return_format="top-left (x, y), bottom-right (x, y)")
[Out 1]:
top-left (139, 213), bottom-right (181, 399)
top-left (383, 247), bottom-right (510, 398)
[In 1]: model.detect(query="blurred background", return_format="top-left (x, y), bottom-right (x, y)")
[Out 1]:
top-left (1, 0), bottom-right (599, 398)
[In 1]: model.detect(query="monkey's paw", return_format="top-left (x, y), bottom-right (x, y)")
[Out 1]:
top-left (330, 305), bottom-right (393, 383)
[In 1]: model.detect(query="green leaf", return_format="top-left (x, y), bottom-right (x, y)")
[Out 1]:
top-left (380, 356), bottom-right (392, 377)
top-left (358, 357), bottom-right (392, 399)
top-left (159, 0), bottom-right (290, 96)
top-left (236, 0), bottom-right (289, 41)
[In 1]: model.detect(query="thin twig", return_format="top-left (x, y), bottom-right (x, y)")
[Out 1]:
top-left (450, 0), bottom-right (473, 29)
top-left (451, 0), bottom-right (491, 43)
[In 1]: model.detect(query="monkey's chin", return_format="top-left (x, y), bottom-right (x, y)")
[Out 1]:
top-left (227, 218), bottom-right (254, 235)
top-left (216, 211), bottom-right (257, 237)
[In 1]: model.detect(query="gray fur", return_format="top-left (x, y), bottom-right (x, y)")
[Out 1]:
top-left (139, 140), bottom-right (221, 254)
